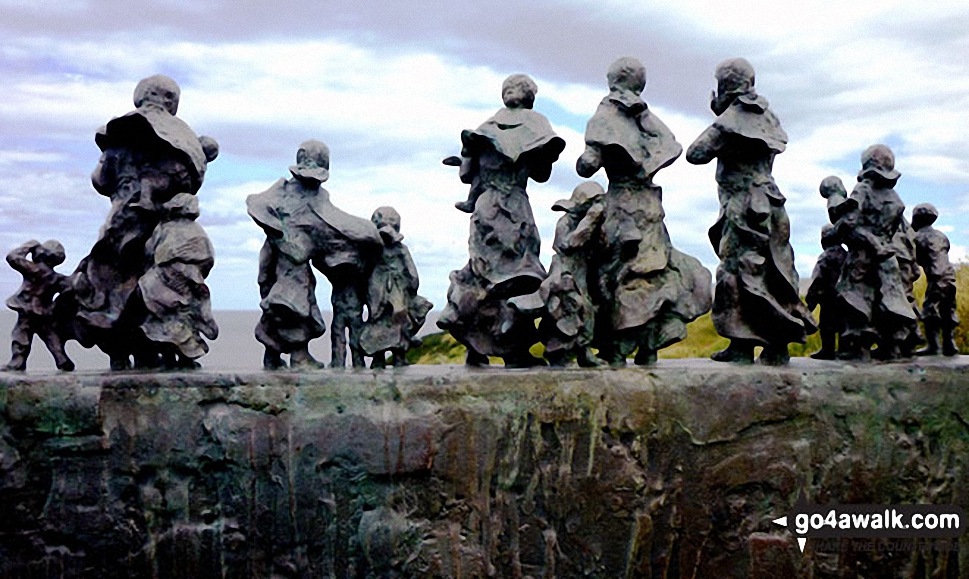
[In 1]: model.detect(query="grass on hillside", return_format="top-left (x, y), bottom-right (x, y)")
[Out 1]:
top-left (409, 263), bottom-right (969, 364)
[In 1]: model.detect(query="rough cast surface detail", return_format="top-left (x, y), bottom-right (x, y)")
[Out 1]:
top-left (1, 360), bottom-right (968, 578)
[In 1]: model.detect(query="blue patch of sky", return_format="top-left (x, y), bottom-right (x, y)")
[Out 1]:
top-left (538, 99), bottom-right (590, 134)
top-left (201, 153), bottom-right (283, 189)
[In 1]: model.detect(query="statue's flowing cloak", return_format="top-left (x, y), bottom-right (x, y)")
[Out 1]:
top-left (139, 218), bottom-right (218, 359)
top-left (583, 94), bottom-right (711, 354)
top-left (690, 94), bottom-right (816, 345)
top-left (247, 179), bottom-right (380, 351)
top-left (836, 181), bottom-right (918, 343)
top-left (459, 107), bottom-right (564, 297)
top-left (68, 106), bottom-right (211, 355)
top-left (440, 106), bottom-right (564, 358)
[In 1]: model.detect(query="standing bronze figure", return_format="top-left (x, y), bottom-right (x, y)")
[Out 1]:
top-left (687, 58), bottom-right (815, 365)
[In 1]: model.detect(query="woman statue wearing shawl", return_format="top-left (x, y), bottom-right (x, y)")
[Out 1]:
top-left (66, 74), bottom-right (219, 370)
top-left (438, 74), bottom-right (565, 367)
top-left (247, 140), bottom-right (382, 369)
top-left (578, 57), bottom-right (712, 366)
top-left (834, 145), bottom-right (919, 361)
top-left (687, 58), bottom-right (816, 365)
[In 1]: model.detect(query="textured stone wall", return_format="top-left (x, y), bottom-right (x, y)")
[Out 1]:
top-left (1, 359), bottom-right (969, 578)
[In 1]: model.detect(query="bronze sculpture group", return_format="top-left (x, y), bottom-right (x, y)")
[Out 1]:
top-left (3, 61), bottom-right (961, 371)
top-left (6, 74), bottom-right (221, 372)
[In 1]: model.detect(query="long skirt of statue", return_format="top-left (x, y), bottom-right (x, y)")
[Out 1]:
top-left (138, 194), bottom-right (219, 367)
top-left (360, 235), bottom-right (431, 366)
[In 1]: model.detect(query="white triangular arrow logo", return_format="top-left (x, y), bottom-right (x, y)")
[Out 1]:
top-left (797, 538), bottom-right (807, 553)
top-left (772, 516), bottom-right (787, 527)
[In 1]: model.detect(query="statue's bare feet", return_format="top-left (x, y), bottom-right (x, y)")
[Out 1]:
top-left (545, 350), bottom-right (568, 367)
top-left (577, 348), bottom-right (607, 368)
top-left (504, 354), bottom-right (546, 369)
top-left (943, 334), bottom-right (958, 357)
top-left (290, 348), bottom-right (323, 369)
top-left (465, 349), bottom-right (489, 367)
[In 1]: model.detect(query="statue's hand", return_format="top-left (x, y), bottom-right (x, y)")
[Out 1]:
top-left (576, 149), bottom-right (601, 178)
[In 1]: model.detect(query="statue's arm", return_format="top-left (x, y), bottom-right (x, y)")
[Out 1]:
top-left (565, 203), bottom-right (604, 250)
top-left (686, 126), bottom-right (723, 165)
top-left (6, 241), bottom-right (40, 275)
top-left (576, 144), bottom-right (602, 178)
top-left (837, 212), bottom-right (891, 258)
top-left (529, 158), bottom-right (555, 183)
top-left (402, 246), bottom-right (420, 290)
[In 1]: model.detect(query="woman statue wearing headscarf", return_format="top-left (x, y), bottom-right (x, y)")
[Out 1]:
top-left (438, 74), bottom-right (565, 367)
top-left (687, 58), bottom-right (816, 365)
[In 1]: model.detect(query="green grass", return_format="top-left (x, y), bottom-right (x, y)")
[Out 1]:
top-left (409, 263), bottom-right (969, 363)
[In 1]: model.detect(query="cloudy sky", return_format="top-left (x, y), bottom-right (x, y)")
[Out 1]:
top-left (2, 0), bottom-right (968, 312)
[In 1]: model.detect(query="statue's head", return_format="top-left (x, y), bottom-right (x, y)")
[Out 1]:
top-left (34, 240), bottom-right (66, 267)
top-left (290, 140), bottom-right (330, 183)
top-left (820, 224), bottom-right (841, 248)
top-left (819, 176), bottom-right (847, 199)
top-left (133, 74), bottom-right (181, 115)
top-left (607, 57), bottom-right (646, 95)
top-left (163, 193), bottom-right (200, 220)
top-left (858, 144), bottom-right (900, 183)
top-left (911, 203), bottom-right (939, 230)
top-left (502, 74), bottom-right (537, 109)
top-left (199, 136), bottom-right (219, 163)
top-left (711, 58), bottom-right (755, 115)
top-left (371, 206), bottom-right (401, 232)
top-left (552, 181), bottom-right (605, 214)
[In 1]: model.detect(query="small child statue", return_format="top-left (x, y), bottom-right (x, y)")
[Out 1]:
top-left (819, 175), bottom-right (851, 224)
top-left (359, 207), bottom-right (433, 368)
top-left (805, 224), bottom-right (847, 359)
top-left (539, 182), bottom-right (607, 367)
top-left (5, 240), bottom-right (74, 371)
top-left (139, 193), bottom-right (219, 369)
top-left (912, 203), bottom-right (959, 356)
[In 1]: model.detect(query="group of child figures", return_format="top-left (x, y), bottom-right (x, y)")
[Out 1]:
top-left (807, 166), bottom-right (958, 361)
top-left (245, 139), bottom-right (432, 370)
top-left (437, 56), bottom-right (959, 367)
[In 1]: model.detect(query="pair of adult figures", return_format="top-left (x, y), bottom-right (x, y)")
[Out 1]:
top-left (439, 56), bottom-right (815, 367)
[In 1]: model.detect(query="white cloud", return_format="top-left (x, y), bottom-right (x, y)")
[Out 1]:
top-left (950, 244), bottom-right (968, 264)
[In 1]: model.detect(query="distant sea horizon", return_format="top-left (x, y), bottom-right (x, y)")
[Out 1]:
top-left (0, 310), bottom-right (442, 373)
